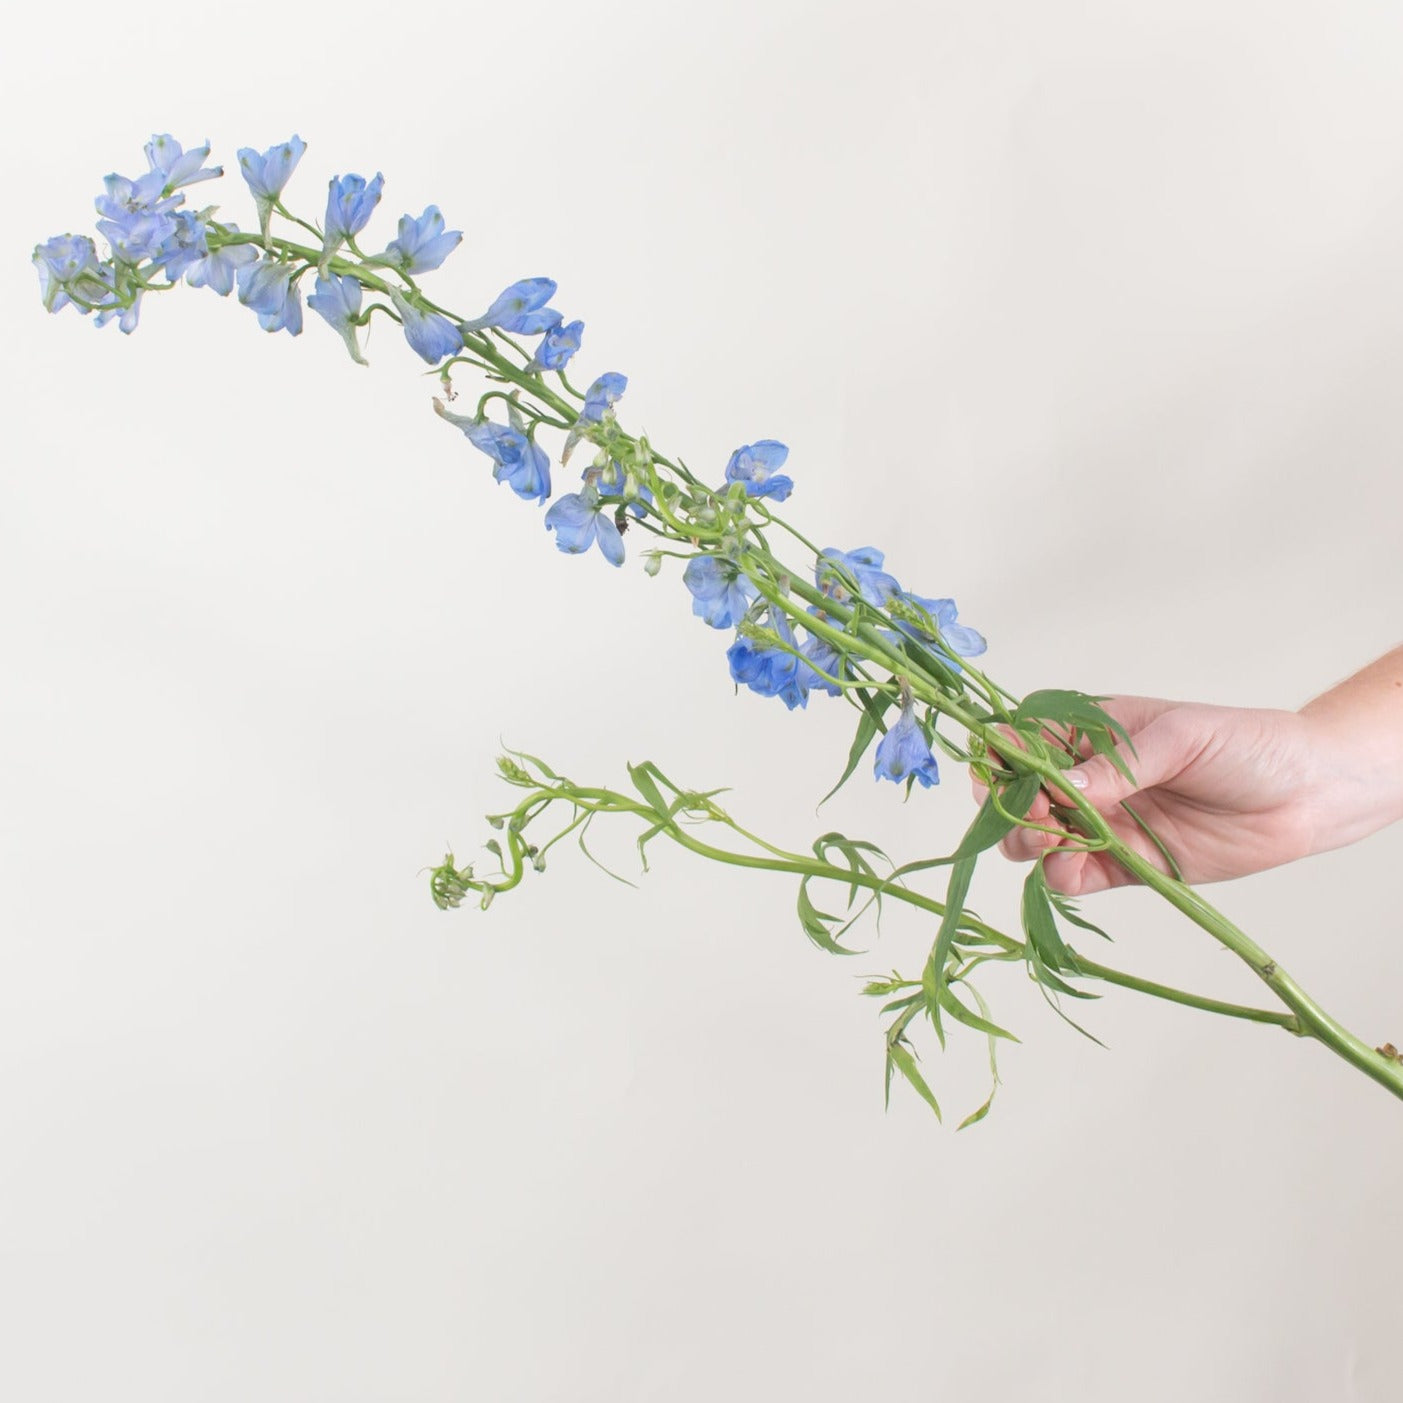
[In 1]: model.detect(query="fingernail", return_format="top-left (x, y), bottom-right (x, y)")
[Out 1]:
top-left (1066, 770), bottom-right (1089, 790)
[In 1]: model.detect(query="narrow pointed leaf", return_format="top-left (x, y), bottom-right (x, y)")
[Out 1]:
top-left (921, 854), bottom-right (977, 1036)
top-left (950, 773), bottom-right (1042, 861)
top-left (887, 1042), bottom-right (942, 1120)
top-left (797, 878), bottom-right (861, 955)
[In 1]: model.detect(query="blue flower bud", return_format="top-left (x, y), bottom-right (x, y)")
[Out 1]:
top-left (322, 172), bottom-right (384, 266)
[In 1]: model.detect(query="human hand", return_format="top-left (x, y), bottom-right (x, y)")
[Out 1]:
top-left (979, 697), bottom-right (1335, 896)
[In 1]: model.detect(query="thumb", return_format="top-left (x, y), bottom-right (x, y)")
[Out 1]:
top-left (1055, 711), bottom-right (1201, 810)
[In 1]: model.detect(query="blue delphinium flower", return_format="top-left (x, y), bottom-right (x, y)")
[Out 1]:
top-left (544, 485), bottom-right (625, 566)
top-left (726, 608), bottom-right (811, 710)
top-left (95, 171), bottom-right (177, 222)
top-left (462, 277), bottom-right (562, 334)
top-left (144, 135), bottom-right (222, 193)
top-left (563, 372), bottom-right (629, 462)
top-left (151, 211), bottom-right (210, 282)
top-left (683, 555), bottom-right (757, 629)
top-left (307, 274), bottom-right (367, 364)
top-left (816, 547), bottom-right (900, 607)
top-left (377, 206), bottom-right (462, 276)
top-left (725, 440), bottom-right (793, 501)
top-left (581, 372), bottom-right (627, 423)
top-left (527, 318), bottom-right (584, 373)
top-left (888, 592), bottom-right (988, 670)
top-left (33, 234), bottom-right (102, 312)
top-left (322, 172), bottom-right (384, 267)
top-left (236, 256), bottom-right (303, 335)
top-left (799, 623), bottom-right (849, 697)
top-left (874, 704), bottom-right (940, 788)
top-left (97, 210), bottom-right (178, 266)
top-left (184, 229), bottom-right (258, 296)
top-left (388, 289), bottom-right (464, 365)
top-left (92, 283), bottom-right (142, 334)
top-left (237, 135), bottom-right (307, 243)
top-left (434, 403), bottom-right (552, 503)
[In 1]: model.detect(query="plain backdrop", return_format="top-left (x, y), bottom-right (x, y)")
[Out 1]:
top-left (4, 2), bottom-right (1403, 1399)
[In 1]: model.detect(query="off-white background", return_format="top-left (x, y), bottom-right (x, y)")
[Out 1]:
top-left (3, 2), bottom-right (1402, 1398)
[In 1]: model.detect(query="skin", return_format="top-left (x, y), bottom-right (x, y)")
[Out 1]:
top-left (979, 645), bottom-right (1403, 896)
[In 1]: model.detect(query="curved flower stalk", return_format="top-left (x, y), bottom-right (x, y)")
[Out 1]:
top-left (34, 134), bottom-right (1403, 1117)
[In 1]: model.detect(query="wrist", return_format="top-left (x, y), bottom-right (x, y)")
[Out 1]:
top-left (1296, 693), bottom-right (1403, 852)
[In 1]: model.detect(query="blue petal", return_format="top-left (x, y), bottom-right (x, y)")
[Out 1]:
top-left (594, 511), bottom-right (625, 567)
top-left (544, 493), bottom-right (598, 553)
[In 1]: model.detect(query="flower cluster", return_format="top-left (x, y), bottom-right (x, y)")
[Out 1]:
top-left (34, 132), bottom-right (989, 795)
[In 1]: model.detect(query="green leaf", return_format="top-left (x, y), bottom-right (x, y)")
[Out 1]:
top-left (957, 1095), bottom-right (996, 1130)
top-left (956, 980), bottom-right (1003, 1131)
top-left (934, 982), bottom-right (1019, 1042)
top-left (1013, 689), bottom-right (1137, 783)
top-left (950, 774), bottom-right (1042, 861)
top-left (797, 878), bottom-right (862, 956)
top-left (820, 691), bottom-right (891, 806)
top-left (1049, 889), bottom-right (1112, 942)
top-left (886, 1042), bottom-right (942, 1120)
top-left (1020, 864), bottom-right (1082, 976)
top-left (1087, 724), bottom-right (1136, 785)
top-left (626, 761), bottom-right (671, 818)
top-left (813, 831), bottom-right (886, 909)
top-left (501, 745), bottom-right (564, 782)
top-left (921, 855), bottom-right (978, 1040)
